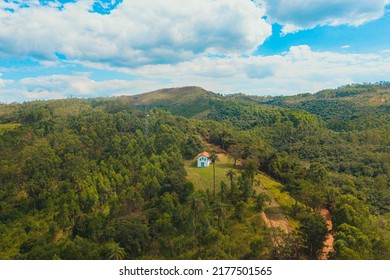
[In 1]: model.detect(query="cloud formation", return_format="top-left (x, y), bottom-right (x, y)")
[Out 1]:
top-left (15, 73), bottom-right (163, 100)
top-left (130, 45), bottom-right (390, 94)
top-left (2, 46), bottom-right (388, 102)
top-left (261, 0), bottom-right (389, 34)
top-left (0, 0), bottom-right (271, 67)
top-left (1, 1), bottom-right (388, 103)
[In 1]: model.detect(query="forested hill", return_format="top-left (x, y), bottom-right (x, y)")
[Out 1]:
top-left (120, 86), bottom-right (222, 118)
top-left (259, 82), bottom-right (390, 132)
top-left (126, 86), bottom-right (219, 105)
top-left (0, 82), bottom-right (389, 260)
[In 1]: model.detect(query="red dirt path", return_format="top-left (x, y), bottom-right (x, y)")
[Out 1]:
top-left (319, 208), bottom-right (334, 260)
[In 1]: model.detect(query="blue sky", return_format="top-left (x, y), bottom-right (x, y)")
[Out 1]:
top-left (0, 0), bottom-right (389, 103)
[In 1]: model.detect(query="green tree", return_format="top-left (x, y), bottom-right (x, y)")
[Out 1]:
top-left (107, 242), bottom-right (126, 260)
top-left (299, 212), bottom-right (327, 259)
top-left (243, 160), bottom-right (257, 185)
top-left (219, 181), bottom-right (228, 201)
top-left (225, 169), bottom-right (235, 197)
top-left (211, 200), bottom-right (227, 231)
top-left (308, 162), bottom-right (328, 184)
top-left (108, 216), bottom-right (150, 259)
top-left (238, 174), bottom-right (252, 201)
top-left (187, 192), bottom-right (205, 246)
top-left (323, 186), bottom-right (340, 212)
top-left (255, 192), bottom-right (272, 211)
top-left (227, 144), bottom-right (243, 166)
top-left (210, 152), bottom-right (218, 197)
top-left (333, 194), bottom-right (371, 230)
top-left (244, 236), bottom-right (271, 259)
top-left (333, 223), bottom-right (373, 259)
top-left (270, 229), bottom-right (304, 260)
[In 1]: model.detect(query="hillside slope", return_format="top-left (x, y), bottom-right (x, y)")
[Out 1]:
top-left (259, 82), bottom-right (390, 131)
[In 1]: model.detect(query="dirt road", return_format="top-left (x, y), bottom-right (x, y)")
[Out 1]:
top-left (261, 205), bottom-right (291, 234)
top-left (319, 208), bottom-right (334, 260)
top-left (260, 188), bottom-right (292, 247)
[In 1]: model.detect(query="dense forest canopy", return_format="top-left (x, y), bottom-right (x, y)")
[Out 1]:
top-left (0, 82), bottom-right (389, 260)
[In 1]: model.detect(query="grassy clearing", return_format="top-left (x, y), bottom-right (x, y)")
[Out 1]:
top-left (0, 123), bottom-right (21, 135)
top-left (184, 153), bottom-right (237, 192)
top-left (185, 153), bottom-right (300, 229)
top-left (254, 174), bottom-right (294, 206)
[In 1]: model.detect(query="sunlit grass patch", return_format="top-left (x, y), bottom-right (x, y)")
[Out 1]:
top-left (184, 153), bottom-right (236, 192)
top-left (0, 123), bottom-right (21, 135)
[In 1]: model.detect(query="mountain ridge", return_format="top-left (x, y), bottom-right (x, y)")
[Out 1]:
top-left (117, 82), bottom-right (390, 130)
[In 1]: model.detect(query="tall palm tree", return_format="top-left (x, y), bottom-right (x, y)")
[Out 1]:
top-left (212, 200), bottom-right (227, 231)
top-left (107, 242), bottom-right (126, 260)
top-left (210, 152), bottom-right (218, 197)
top-left (188, 193), bottom-right (204, 246)
top-left (226, 169), bottom-right (235, 197)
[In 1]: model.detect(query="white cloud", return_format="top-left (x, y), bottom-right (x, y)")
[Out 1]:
top-left (126, 45), bottom-right (390, 95)
top-left (261, 0), bottom-right (389, 34)
top-left (0, 0), bottom-right (271, 67)
top-left (1, 1), bottom-right (388, 103)
top-left (16, 73), bottom-right (163, 100)
top-left (0, 73), bottom-right (14, 88)
top-left (3, 46), bottom-right (387, 102)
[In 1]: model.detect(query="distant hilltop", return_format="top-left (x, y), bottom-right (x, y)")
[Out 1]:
top-left (123, 86), bottom-right (220, 104)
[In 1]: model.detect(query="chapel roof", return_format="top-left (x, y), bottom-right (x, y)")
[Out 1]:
top-left (196, 151), bottom-right (211, 158)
